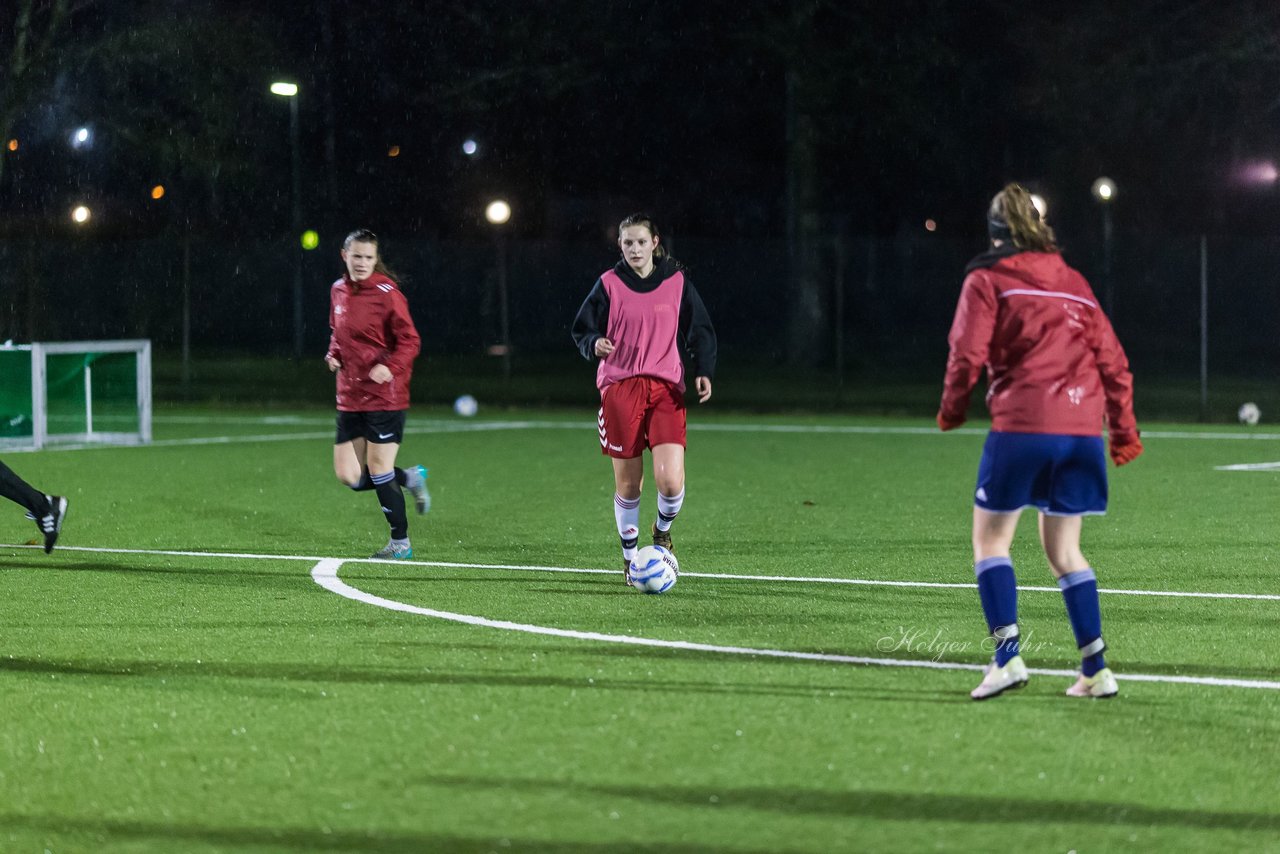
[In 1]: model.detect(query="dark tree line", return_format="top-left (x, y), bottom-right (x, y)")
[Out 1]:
top-left (3, 0), bottom-right (1278, 363)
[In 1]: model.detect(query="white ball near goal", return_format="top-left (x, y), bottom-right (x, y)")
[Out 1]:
top-left (1238, 402), bottom-right (1261, 425)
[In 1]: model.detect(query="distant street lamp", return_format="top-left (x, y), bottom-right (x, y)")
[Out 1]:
top-left (485, 199), bottom-right (512, 381)
top-left (271, 80), bottom-right (304, 358)
top-left (71, 204), bottom-right (91, 224)
top-left (1091, 177), bottom-right (1116, 315)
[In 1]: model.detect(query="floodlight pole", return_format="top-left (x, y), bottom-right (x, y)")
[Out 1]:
top-left (1102, 204), bottom-right (1114, 317)
top-left (485, 200), bottom-right (512, 382)
top-left (288, 93), bottom-right (304, 359)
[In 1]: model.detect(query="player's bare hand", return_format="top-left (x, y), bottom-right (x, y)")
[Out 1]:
top-left (369, 364), bottom-right (392, 384)
top-left (326, 356), bottom-right (342, 372)
top-left (695, 376), bottom-right (712, 403)
top-left (594, 337), bottom-right (615, 358)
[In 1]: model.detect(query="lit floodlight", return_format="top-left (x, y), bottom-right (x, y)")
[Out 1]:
top-left (270, 82), bottom-right (298, 97)
top-left (72, 205), bottom-right (91, 224)
top-left (70, 127), bottom-right (92, 149)
top-left (485, 199), bottom-right (511, 225)
top-left (462, 138), bottom-right (478, 156)
top-left (1091, 177), bottom-right (1115, 202)
top-left (151, 185), bottom-right (165, 200)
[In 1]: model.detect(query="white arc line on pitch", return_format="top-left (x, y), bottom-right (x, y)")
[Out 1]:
top-left (310, 560), bottom-right (1280, 692)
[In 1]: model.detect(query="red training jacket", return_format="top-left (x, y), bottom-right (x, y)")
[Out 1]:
top-left (326, 272), bottom-right (421, 412)
top-left (939, 250), bottom-right (1137, 437)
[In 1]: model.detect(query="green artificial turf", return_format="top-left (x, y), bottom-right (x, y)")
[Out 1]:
top-left (0, 407), bottom-right (1277, 852)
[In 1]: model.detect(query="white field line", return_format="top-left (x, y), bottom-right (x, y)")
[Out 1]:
top-left (10, 418), bottom-right (1280, 454)
top-left (3, 544), bottom-right (1276, 690)
top-left (8, 544), bottom-right (1280, 602)
top-left (1214, 461), bottom-right (1280, 471)
top-left (310, 559), bottom-right (1280, 692)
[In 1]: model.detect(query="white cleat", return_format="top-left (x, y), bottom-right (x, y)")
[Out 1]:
top-left (1065, 667), bottom-right (1119, 699)
top-left (404, 465), bottom-right (431, 515)
top-left (970, 655), bottom-right (1029, 700)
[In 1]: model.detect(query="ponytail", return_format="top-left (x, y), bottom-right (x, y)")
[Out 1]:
top-left (987, 184), bottom-right (1057, 253)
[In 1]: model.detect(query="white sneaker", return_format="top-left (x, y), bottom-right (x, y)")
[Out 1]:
top-left (970, 655), bottom-right (1029, 700)
top-left (1065, 667), bottom-right (1119, 698)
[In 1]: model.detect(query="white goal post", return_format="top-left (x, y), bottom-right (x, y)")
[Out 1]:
top-left (0, 340), bottom-right (152, 450)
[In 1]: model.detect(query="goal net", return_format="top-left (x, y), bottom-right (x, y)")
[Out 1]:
top-left (0, 340), bottom-right (152, 450)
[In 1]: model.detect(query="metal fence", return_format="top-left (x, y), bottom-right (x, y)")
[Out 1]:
top-left (1, 232), bottom-right (1275, 387)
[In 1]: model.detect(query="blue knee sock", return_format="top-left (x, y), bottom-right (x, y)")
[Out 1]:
top-left (975, 557), bottom-right (1019, 666)
top-left (1059, 568), bottom-right (1106, 676)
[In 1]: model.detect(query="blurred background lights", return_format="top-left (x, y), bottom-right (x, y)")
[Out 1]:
top-left (70, 126), bottom-right (92, 149)
top-left (1092, 177), bottom-right (1116, 202)
top-left (485, 199), bottom-right (511, 224)
top-left (387, 145), bottom-right (400, 157)
top-left (269, 81), bottom-right (298, 97)
top-left (150, 185), bottom-right (165, 200)
top-left (72, 205), bottom-right (91, 224)
top-left (1240, 161), bottom-right (1278, 186)
top-left (1030, 193), bottom-right (1048, 218)
top-left (301, 229), bottom-right (319, 250)
top-left (462, 138), bottom-right (478, 156)
top-left (924, 218), bottom-right (937, 232)
top-left (5, 138), bottom-right (16, 152)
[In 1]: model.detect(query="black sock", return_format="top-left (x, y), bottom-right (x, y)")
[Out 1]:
top-left (0, 461), bottom-right (46, 516)
top-left (371, 470), bottom-right (408, 539)
top-left (394, 466), bottom-right (409, 487)
top-left (347, 470), bottom-right (375, 492)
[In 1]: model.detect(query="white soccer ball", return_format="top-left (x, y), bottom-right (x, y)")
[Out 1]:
top-left (629, 545), bottom-right (679, 594)
top-left (1238, 402), bottom-right (1261, 425)
top-left (453, 394), bottom-right (478, 417)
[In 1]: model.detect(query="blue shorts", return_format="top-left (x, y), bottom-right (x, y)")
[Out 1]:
top-left (974, 431), bottom-right (1108, 515)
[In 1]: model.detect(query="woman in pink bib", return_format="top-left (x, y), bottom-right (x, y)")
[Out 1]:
top-left (572, 214), bottom-right (717, 584)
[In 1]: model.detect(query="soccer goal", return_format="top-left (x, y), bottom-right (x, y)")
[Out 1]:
top-left (0, 340), bottom-right (152, 450)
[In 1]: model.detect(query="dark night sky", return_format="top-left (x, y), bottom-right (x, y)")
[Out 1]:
top-left (3, 0), bottom-right (1280, 247)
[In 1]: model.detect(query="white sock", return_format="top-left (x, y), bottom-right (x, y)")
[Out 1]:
top-left (655, 488), bottom-right (684, 532)
top-left (614, 493), bottom-right (641, 561)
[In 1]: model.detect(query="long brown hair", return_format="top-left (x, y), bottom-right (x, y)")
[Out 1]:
top-left (342, 229), bottom-right (400, 287)
top-left (988, 184), bottom-right (1057, 252)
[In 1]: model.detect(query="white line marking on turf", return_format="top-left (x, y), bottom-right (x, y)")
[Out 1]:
top-left (7, 544), bottom-right (1280, 602)
top-left (311, 559), bottom-right (1280, 692)
top-left (1215, 461), bottom-right (1280, 471)
top-left (5, 543), bottom-right (1274, 690)
top-left (11, 418), bottom-right (1280, 453)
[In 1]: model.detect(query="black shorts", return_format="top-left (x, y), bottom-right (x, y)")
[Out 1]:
top-left (335, 410), bottom-right (406, 445)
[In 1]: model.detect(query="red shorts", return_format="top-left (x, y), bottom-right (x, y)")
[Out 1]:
top-left (598, 376), bottom-right (687, 458)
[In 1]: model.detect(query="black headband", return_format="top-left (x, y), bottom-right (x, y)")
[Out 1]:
top-left (987, 213), bottom-right (1013, 242)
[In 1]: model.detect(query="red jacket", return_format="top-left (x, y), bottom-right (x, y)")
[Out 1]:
top-left (326, 273), bottom-right (421, 412)
top-left (939, 250), bottom-right (1137, 437)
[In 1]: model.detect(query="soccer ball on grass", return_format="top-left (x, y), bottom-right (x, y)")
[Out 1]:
top-left (629, 545), bottom-right (679, 594)
top-left (453, 394), bottom-right (478, 417)
top-left (1238, 402), bottom-right (1261, 425)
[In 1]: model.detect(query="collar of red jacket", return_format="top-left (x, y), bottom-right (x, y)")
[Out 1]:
top-left (343, 272), bottom-right (395, 290)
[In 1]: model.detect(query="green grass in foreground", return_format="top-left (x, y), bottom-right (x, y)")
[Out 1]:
top-left (0, 407), bottom-right (1277, 852)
